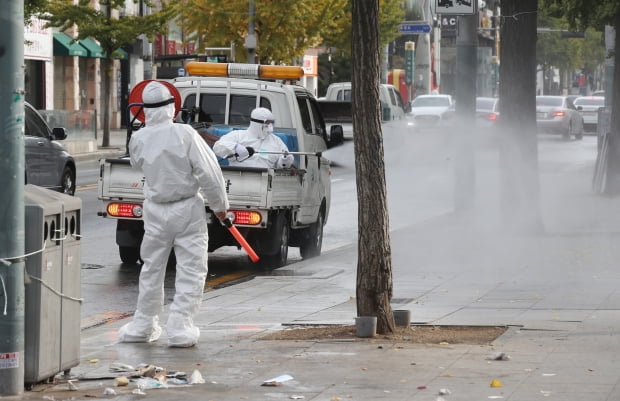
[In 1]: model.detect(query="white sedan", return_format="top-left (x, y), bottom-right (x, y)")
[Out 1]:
top-left (573, 96), bottom-right (605, 133)
top-left (407, 94), bottom-right (454, 129)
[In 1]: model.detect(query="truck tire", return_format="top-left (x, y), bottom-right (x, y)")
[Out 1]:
top-left (119, 246), bottom-right (140, 264)
top-left (300, 211), bottom-right (324, 259)
top-left (260, 212), bottom-right (289, 268)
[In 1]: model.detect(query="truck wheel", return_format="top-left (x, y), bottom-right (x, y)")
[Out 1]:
top-left (119, 246), bottom-right (140, 264)
top-left (260, 213), bottom-right (289, 268)
top-left (300, 211), bottom-right (324, 259)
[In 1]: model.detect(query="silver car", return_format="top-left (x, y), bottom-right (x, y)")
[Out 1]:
top-left (24, 102), bottom-right (76, 195)
top-left (536, 96), bottom-right (584, 140)
top-left (407, 94), bottom-right (454, 129)
top-left (573, 96), bottom-right (605, 133)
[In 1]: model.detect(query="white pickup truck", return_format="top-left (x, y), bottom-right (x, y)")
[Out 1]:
top-left (97, 62), bottom-right (343, 268)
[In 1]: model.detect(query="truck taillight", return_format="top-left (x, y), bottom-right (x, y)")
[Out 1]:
top-left (230, 210), bottom-right (262, 225)
top-left (107, 202), bottom-right (143, 218)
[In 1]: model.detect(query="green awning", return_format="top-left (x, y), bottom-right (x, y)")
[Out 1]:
top-left (79, 37), bottom-right (105, 58)
top-left (112, 48), bottom-right (128, 60)
top-left (53, 32), bottom-right (87, 57)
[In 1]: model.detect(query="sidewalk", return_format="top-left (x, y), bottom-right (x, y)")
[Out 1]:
top-left (71, 129), bottom-right (128, 162)
top-left (19, 136), bottom-right (620, 400)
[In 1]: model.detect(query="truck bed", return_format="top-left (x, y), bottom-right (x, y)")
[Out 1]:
top-left (98, 157), bottom-right (304, 210)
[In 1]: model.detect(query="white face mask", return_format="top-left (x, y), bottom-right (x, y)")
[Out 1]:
top-left (262, 123), bottom-right (274, 136)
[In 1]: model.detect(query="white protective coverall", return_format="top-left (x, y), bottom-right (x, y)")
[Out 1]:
top-left (213, 107), bottom-right (294, 168)
top-left (118, 81), bottom-right (229, 347)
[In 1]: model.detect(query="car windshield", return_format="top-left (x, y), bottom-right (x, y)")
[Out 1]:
top-left (412, 96), bottom-right (450, 107)
top-left (536, 97), bottom-right (563, 107)
top-left (574, 97), bottom-right (605, 106)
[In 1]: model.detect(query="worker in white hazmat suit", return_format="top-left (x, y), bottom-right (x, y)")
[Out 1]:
top-left (118, 81), bottom-right (229, 347)
top-left (213, 107), bottom-right (295, 169)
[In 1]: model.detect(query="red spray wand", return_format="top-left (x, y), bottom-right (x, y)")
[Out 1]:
top-left (222, 218), bottom-right (260, 263)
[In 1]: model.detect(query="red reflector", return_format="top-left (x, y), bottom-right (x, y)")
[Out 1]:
top-left (107, 202), bottom-right (143, 218)
top-left (231, 210), bottom-right (262, 225)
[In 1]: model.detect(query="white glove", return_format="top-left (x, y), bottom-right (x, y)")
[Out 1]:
top-left (277, 153), bottom-right (294, 168)
top-left (234, 144), bottom-right (250, 161)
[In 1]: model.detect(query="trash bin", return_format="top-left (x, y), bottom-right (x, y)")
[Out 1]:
top-left (23, 185), bottom-right (82, 385)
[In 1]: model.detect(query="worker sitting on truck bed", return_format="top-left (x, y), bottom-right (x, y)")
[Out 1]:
top-left (213, 107), bottom-right (294, 169)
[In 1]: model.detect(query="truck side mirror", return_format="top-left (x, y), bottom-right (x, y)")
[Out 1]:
top-left (328, 125), bottom-right (344, 148)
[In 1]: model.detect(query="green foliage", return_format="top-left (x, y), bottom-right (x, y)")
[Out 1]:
top-left (43, 0), bottom-right (176, 58)
top-left (537, 2), bottom-right (605, 87)
top-left (175, 0), bottom-right (403, 64)
top-left (176, 0), bottom-right (349, 64)
top-left (320, 0), bottom-right (405, 57)
top-left (317, 52), bottom-right (352, 96)
top-left (536, 12), bottom-right (580, 71)
top-left (25, 0), bottom-right (48, 23)
top-left (541, 0), bottom-right (620, 30)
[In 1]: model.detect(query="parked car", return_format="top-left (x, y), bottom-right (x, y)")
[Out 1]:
top-left (24, 102), bottom-right (76, 195)
top-left (573, 96), bottom-right (605, 133)
top-left (407, 94), bottom-right (454, 128)
top-left (535, 95), bottom-right (584, 140)
top-left (476, 97), bottom-right (500, 130)
top-left (323, 82), bottom-right (406, 121)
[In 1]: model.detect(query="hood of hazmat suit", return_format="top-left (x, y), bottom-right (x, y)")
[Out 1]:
top-left (249, 107), bottom-right (275, 139)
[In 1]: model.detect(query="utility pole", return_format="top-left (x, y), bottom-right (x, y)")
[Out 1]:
top-left (246, 0), bottom-right (256, 63)
top-left (604, 26), bottom-right (615, 107)
top-left (454, 14), bottom-right (477, 211)
top-left (0, 0), bottom-right (26, 395)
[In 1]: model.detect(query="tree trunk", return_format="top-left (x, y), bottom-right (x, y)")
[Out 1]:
top-left (498, 0), bottom-right (544, 234)
top-left (604, 10), bottom-right (620, 195)
top-left (351, 0), bottom-right (395, 334)
top-left (101, 57), bottom-right (111, 148)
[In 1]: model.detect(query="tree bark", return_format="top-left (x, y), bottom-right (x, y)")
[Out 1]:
top-left (498, 0), bottom-right (544, 234)
top-left (101, 57), bottom-right (111, 148)
top-left (351, 0), bottom-right (395, 334)
top-left (604, 10), bottom-right (620, 195)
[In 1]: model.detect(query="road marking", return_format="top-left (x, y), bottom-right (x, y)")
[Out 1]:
top-left (77, 184), bottom-right (98, 191)
top-left (205, 270), bottom-right (254, 290)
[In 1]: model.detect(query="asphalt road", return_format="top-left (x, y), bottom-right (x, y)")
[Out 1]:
top-left (73, 121), bottom-right (600, 329)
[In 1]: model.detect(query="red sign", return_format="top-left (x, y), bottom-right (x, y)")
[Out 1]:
top-left (166, 40), bottom-right (177, 55)
top-left (154, 34), bottom-right (163, 57)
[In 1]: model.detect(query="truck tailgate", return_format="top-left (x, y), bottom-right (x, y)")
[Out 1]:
top-left (217, 167), bottom-right (303, 209)
top-left (99, 159), bottom-right (303, 210)
top-left (98, 157), bottom-right (144, 200)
